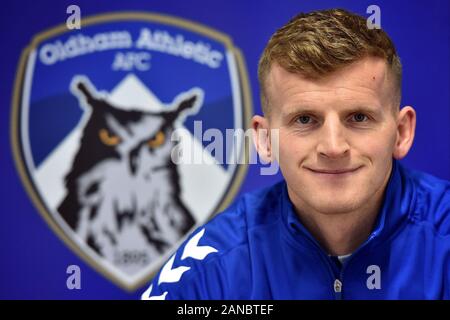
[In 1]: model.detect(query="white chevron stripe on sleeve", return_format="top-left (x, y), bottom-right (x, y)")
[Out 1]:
top-left (158, 254), bottom-right (191, 285)
top-left (181, 228), bottom-right (218, 261)
top-left (141, 284), bottom-right (168, 300)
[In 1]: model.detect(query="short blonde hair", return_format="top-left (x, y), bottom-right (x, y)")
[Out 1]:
top-left (258, 8), bottom-right (402, 115)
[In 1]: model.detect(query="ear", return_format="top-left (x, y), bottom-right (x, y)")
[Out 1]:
top-left (75, 81), bottom-right (94, 102)
top-left (70, 75), bottom-right (100, 111)
top-left (176, 90), bottom-right (202, 114)
top-left (393, 106), bottom-right (416, 160)
top-left (252, 115), bottom-right (273, 163)
top-left (169, 87), bottom-right (204, 124)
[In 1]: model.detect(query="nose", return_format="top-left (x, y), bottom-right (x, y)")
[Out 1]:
top-left (316, 116), bottom-right (350, 159)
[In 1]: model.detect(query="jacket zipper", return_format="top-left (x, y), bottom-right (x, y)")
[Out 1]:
top-left (303, 241), bottom-right (345, 300)
top-left (302, 231), bottom-right (380, 300)
top-left (332, 232), bottom-right (380, 300)
top-left (284, 206), bottom-right (381, 299)
top-left (333, 278), bottom-right (343, 300)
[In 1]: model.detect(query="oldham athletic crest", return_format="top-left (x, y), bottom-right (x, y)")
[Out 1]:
top-left (11, 12), bottom-right (252, 290)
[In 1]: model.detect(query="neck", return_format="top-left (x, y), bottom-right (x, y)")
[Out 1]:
top-left (288, 181), bottom-right (388, 256)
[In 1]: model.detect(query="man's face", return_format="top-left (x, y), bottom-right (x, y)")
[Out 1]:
top-left (264, 57), bottom-right (401, 215)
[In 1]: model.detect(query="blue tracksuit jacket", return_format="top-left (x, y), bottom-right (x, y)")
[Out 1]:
top-left (141, 160), bottom-right (450, 299)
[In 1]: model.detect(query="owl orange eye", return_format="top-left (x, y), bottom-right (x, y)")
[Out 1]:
top-left (99, 128), bottom-right (121, 146)
top-left (148, 131), bottom-right (165, 148)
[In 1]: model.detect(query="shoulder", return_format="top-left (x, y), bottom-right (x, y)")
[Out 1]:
top-left (193, 179), bottom-right (285, 253)
top-left (401, 164), bottom-right (450, 236)
top-left (141, 180), bottom-right (286, 299)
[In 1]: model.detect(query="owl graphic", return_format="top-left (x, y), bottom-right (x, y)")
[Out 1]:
top-left (57, 76), bottom-right (203, 273)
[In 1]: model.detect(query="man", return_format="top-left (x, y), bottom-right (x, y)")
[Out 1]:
top-left (141, 9), bottom-right (450, 299)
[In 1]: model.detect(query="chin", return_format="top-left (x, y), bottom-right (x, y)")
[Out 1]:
top-left (315, 203), bottom-right (360, 215)
top-left (309, 192), bottom-right (366, 215)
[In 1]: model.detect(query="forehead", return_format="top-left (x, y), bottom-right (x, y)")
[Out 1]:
top-left (266, 57), bottom-right (394, 112)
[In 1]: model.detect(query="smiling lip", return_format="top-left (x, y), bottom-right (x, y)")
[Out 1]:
top-left (305, 166), bottom-right (362, 175)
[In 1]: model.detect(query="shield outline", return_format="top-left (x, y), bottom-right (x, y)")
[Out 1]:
top-left (10, 11), bottom-right (252, 291)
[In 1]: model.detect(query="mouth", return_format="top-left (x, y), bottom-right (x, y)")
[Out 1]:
top-left (305, 166), bottom-right (363, 176)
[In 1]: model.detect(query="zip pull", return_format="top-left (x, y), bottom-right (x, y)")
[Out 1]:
top-left (334, 279), bottom-right (342, 293)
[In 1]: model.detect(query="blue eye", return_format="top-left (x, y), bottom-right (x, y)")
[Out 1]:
top-left (352, 113), bottom-right (368, 122)
top-left (297, 116), bottom-right (312, 124)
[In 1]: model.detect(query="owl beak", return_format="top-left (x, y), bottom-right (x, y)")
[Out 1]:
top-left (129, 147), bottom-right (140, 176)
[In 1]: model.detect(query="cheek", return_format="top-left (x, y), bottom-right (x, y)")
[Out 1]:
top-left (350, 129), bottom-right (397, 160)
top-left (277, 136), bottom-right (312, 168)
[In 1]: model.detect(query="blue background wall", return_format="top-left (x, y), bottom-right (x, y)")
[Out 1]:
top-left (0, 0), bottom-right (448, 299)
